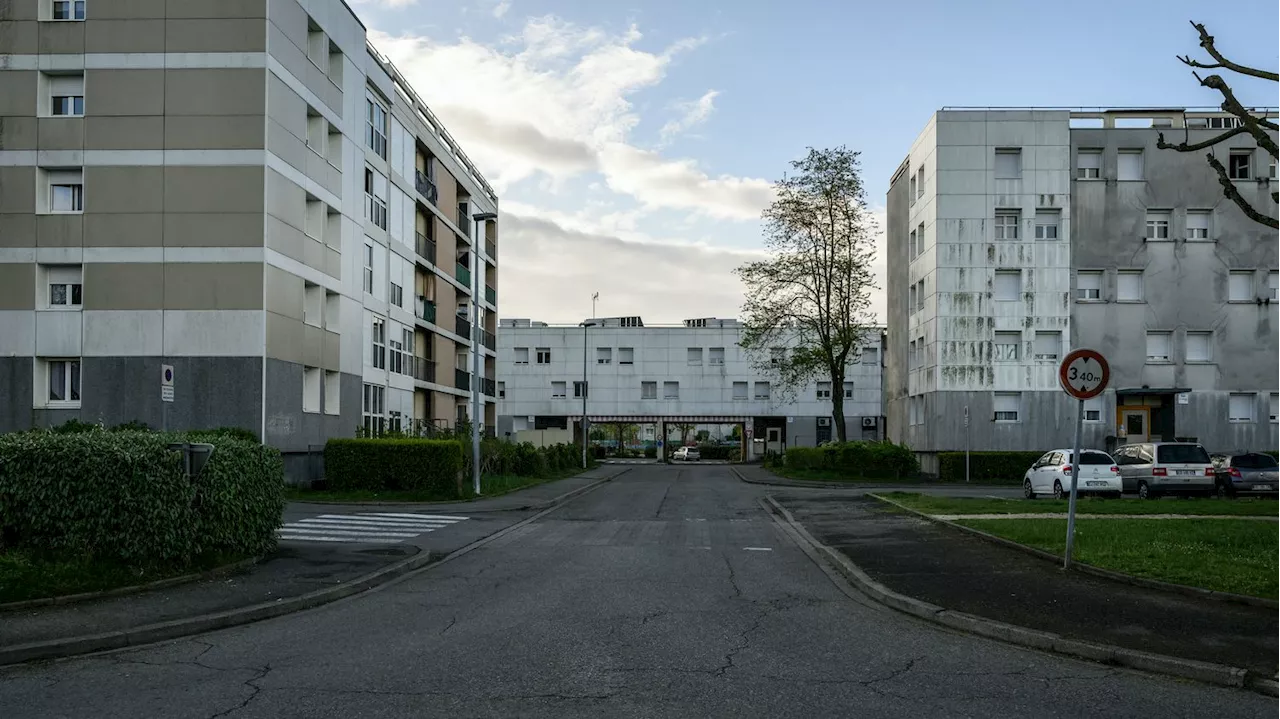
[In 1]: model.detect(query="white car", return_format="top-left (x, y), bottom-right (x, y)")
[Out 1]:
top-left (673, 446), bottom-right (701, 462)
top-left (1023, 449), bottom-right (1121, 499)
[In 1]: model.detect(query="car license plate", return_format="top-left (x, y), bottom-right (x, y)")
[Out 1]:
top-left (1174, 470), bottom-right (1195, 476)
top-left (1086, 481), bottom-right (1106, 487)
top-left (1254, 484), bottom-right (1274, 491)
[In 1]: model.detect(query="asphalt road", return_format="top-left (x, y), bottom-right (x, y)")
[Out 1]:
top-left (0, 464), bottom-right (1273, 718)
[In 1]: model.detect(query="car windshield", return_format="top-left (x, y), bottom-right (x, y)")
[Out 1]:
top-left (1157, 445), bottom-right (1211, 464)
top-left (1234, 453), bottom-right (1279, 470)
top-left (1072, 452), bottom-right (1112, 465)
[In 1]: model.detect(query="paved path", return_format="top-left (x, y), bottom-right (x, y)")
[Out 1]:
top-left (1, 465), bottom-right (1272, 718)
top-left (931, 512), bottom-right (1280, 521)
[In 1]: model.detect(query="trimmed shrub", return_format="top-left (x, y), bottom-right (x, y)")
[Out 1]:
top-left (187, 435), bottom-right (284, 557)
top-left (188, 426), bottom-right (260, 443)
top-left (784, 441), bottom-right (919, 478)
top-left (325, 438), bottom-right (464, 495)
top-left (937, 451), bottom-right (1044, 483)
top-left (645, 446), bottom-right (658, 459)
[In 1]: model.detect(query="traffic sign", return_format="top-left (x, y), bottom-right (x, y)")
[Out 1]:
top-left (161, 364), bottom-right (175, 403)
top-left (1058, 349), bottom-right (1109, 399)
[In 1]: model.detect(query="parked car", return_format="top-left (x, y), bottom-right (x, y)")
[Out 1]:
top-left (672, 446), bottom-right (701, 462)
top-left (1022, 449), bottom-right (1121, 499)
top-left (1211, 452), bottom-right (1279, 498)
top-left (1111, 442), bottom-right (1215, 499)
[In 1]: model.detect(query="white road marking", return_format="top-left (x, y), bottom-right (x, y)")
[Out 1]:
top-left (364, 513), bottom-right (469, 521)
top-left (277, 527), bottom-right (421, 537)
top-left (743, 547), bottom-right (773, 551)
top-left (278, 512), bottom-right (470, 545)
top-left (297, 518), bottom-right (452, 529)
top-left (277, 535), bottom-right (404, 544)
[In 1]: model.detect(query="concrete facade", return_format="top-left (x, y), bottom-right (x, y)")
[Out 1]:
top-left (0, 0), bottom-right (500, 480)
top-left (887, 108), bottom-right (1279, 469)
top-left (497, 316), bottom-right (886, 457)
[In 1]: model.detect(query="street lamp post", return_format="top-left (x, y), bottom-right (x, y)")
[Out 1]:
top-left (471, 211), bottom-right (498, 497)
top-left (581, 293), bottom-right (598, 469)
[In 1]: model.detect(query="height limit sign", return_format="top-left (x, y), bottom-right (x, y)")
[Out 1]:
top-left (161, 364), bottom-right (175, 403)
top-left (1058, 348), bottom-right (1109, 400)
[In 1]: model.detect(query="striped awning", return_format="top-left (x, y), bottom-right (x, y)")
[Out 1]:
top-left (568, 416), bottom-right (751, 423)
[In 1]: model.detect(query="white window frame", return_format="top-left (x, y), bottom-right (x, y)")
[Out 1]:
top-left (1269, 271), bottom-right (1279, 301)
top-left (370, 316), bottom-right (386, 369)
top-left (663, 381), bottom-right (680, 400)
top-left (596, 347), bottom-right (612, 365)
top-left (365, 95), bottom-right (389, 160)
top-left (816, 381), bottom-right (831, 400)
top-left (1075, 271), bottom-right (1103, 301)
top-left (1185, 331), bottom-right (1212, 363)
top-left (618, 347), bottom-right (635, 365)
top-left (1145, 331), bottom-right (1172, 363)
top-left (47, 73), bottom-right (85, 116)
top-left (573, 381), bottom-right (588, 399)
top-left (1186, 210), bottom-right (1211, 240)
top-left (908, 284), bottom-right (918, 314)
top-left (993, 332), bottom-right (1020, 362)
top-left (46, 169), bottom-right (83, 214)
top-left (1227, 270), bottom-right (1253, 302)
top-left (754, 382), bottom-right (771, 400)
top-left (513, 347), bottom-right (529, 365)
top-left (994, 211), bottom-right (1019, 241)
top-left (908, 174), bottom-right (917, 204)
top-left (908, 229), bottom-right (917, 258)
top-left (1117, 149), bottom-right (1144, 181)
top-left (1033, 211), bottom-right (1059, 241)
top-left (1033, 331), bottom-right (1060, 360)
top-left (362, 243), bottom-right (374, 294)
top-left (1228, 150), bottom-right (1252, 180)
top-left (994, 149), bottom-right (1022, 180)
top-left (641, 381), bottom-right (657, 400)
top-left (42, 358), bottom-right (81, 407)
top-left (843, 381), bottom-right (854, 399)
top-left (365, 167), bottom-right (388, 230)
top-left (50, 0), bottom-right (85, 20)
top-left (551, 381), bottom-right (567, 399)
top-left (916, 167), bottom-right (924, 198)
top-left (1228, 393), bottom-right (1255, 423)
top-left (45, 265), bottom-right (82, 309)
top-left (1116, 270), bottom-right (1143, 302)
top-left (993, 270), bottom-right (1021, 301)
top-left (1144, 211), bottom-right (1170, 240)
top-left (361, 383), bottom-right (385, 434)
top-left (536, 347), bottom-right (551, 364)
top-left (993, 392), bottom-right (1020, 422)
top-left (1083, 396), bottom-right (1104, 422)
top-left (709, 347), bottom-right (725, 365)
top-left (1076, 149), bottom-right (1101, 179)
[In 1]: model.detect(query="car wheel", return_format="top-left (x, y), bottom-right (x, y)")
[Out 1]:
top-left (1138, 481), bottom-right (1156, 500)
top-left (1052, 480), bottom-right (1064, 500)
top-left (1023, 479), bottom-right (1035, 499)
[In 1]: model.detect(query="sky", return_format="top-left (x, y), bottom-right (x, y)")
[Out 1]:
top-left (351, 0), bottom-right (1279, 325)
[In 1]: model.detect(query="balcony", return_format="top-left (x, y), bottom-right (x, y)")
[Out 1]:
top-left (410, 357), bottom-right (436, 383)
top-left (455, 314), bottom-right (471, 339)
top-left (485, 285), bottom-right (496, 305)
top-left (482, 329), bottom-right (496, 351)
top-left (414, 170), bottom-right (438, 205)
top-left (455, 263), bottom-right (471, 288)
top-left (482, 376), bottom-right (496, 398)
top-left (458, 209), bottom-right (471, 236)
top-left (454, 368), bottom-right (470, 392)
top-left (415, 231), bottom-right (437, 265)
top-left (415, 295), bottom-right (436, 324)
top-left (485, 239), bottom-right (496, 259)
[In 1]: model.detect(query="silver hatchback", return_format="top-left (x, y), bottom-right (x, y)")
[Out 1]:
top-left (1111, 442), bottom-right (1216, 499)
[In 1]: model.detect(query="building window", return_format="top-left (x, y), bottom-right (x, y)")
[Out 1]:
top-left (47, 73), bottom-right (84, 116)
top-left (1270, 393), bottom-right (1278, 423)
top-left (497, 381), bottom-right (505, 399)
top-left (46, 169), bottom-right (83, 213)
top-left (618, 347), bottom-right (634, 365)
top-left (303, 366), bottom-right (321, 413)
top-left (754, 382), bottom-right (770, 400)
top-left (45, 265), bottom-right (82, 308)
top-left (909, 396), bottom-right (922, 426)
top-left (43, 358), bottom-right (81, 406)
top-left (1116, 270), bottom-right (1143, 302)
top-left (362, 243), bottom-right (374, 293)
top-left (908, 284), bottom-right (918, 314)
top-left (732, 381), bottom-right (748, 400)
top-left (370, 317), bottom-right (386, 369)
top-left (52, 0), bottom-right (85, 20)
top-left (908, 229), bottom-right (918, 259)
top-left (687, 347), bottom-right (702, 366)
top-left (573, 381), bottom-right (588, 398)
top-left (365, 96), bottom-right (389, 159)
top-left (1083, 396), bottom-right (1103, 422)
top-left (1228, 270), bottom-right (1253, 302)
top-left (916, 167), bottom-right (924, 198)
top-left (1270, 157), bottom-right (1277, 180)
top-left (993, 270), bottom-right (1020, 300)
top-left (993, 331), bottom-right (1020, 361)
top-left (993, 392), bottom-right (1020, 422)
top-left (514, 347), bottom-right (529, 364)
top-left (304, 282), bottom-right (323, 326)
top-left (1076, 149), bottom-right (1101, 179)
top-left (770, 347), bottom-right (785, 367)
top-left (1076, 271), bottom-right (1102, 301)
top-left (1117, 150), bottom-right (1144, 180)
top-left (1145, 211), bottom-right (1170, 240)
top-left (663, 381), bottom-right (680, 400)
top-left (994, 149), bottom-right (1021, 179)
top-left (908, 339), bottom-right (917, 370)
top-left (908, 173), bottom-right (917, 203)
top-left (389, 280), bottom-right (403, 309)
top-left (1186, 210), bottom-right (1211, 240)
top-left (324, 371), bottom-right (340, 415)
top-left (361, 383), bottom-right (385, 434)
top-left (1185, 331), bottom-right (1212, 362)
top-left (1269, 271), bottom-right (1279, 301)
top-left (709, 347), bottom-right (725, 365)
top-left (365, 167), bottom-right (388, 230)
top-left (641, 381), bottom-right (657, 400)
top-left (1034, 211), bottom-right (1059, 240)
top-left (995, 211), bottom-right (1019, 241)
top-left (588, 347), bottom-right (609, 365)
top-left (816, 381), bottom-right (831, 399)
top-left (1033, 331), bottom-right (1060, 360)
top-left (536, 347), bottom-right (551, 364)
top-left (387, 331), bottom-right (403, 375)
top-left (1228, 393), bottom-right (1255, 423)
top-left (1228, 150), bottom-right (1252, 180)
top-left (843, 382), bottom-right (854, 399)
top-left (1145, 331), bottom-right (1171, 363)
top-left (551, 381), bottom-right (566, 398)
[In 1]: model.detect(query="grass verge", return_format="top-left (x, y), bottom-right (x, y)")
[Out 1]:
top-left (880, 492), bottom-right (1279, 517)
top-left (0, 550), bottom-right (249, 605)
top-left (956, 518), bottom-right (1278, 599)
top-left (769, 467), bottom-right (921, 483)
top-left (285, 465), bottom-right (591, 504)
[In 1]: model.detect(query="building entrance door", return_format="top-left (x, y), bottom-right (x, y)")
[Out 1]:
top-left (1118, 407), bottom-right (1149, 443)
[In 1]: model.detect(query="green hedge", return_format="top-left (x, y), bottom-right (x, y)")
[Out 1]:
top-left (937, 451), bottom-right (1044, 483)
top-left (784, 441), bottom-right (920, 478)
top-left (0, 430), bottom-right (283, 565)
top-left (325, 438), bottom-right (464, 494)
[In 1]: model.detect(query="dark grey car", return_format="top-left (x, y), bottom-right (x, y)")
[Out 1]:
top-left (1211, 452), bottom-right (1280, 498)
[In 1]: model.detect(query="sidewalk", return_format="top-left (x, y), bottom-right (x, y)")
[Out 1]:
top-left (773, 492), bottom-right (1278, 677)
top-left (0, 466), bottom-right (627, 665)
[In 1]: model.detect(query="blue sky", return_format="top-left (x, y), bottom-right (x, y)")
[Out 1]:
top-left (354, 0), bottom-right (1279, 323)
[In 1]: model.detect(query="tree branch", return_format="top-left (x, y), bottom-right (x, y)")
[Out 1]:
top-left (1197, 74), bottom-right (1280, 159)
top-left (1180, 21), bottom-right (1279, 82)
top-left (1157, 124), bottom-right (1250, 153)
top-left (1204, 152), bottom-right (1279, 229)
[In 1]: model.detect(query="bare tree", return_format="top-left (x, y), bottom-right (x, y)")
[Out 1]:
top-left (1156, 21), bottom-right (1278, 229)
top-left (735, 146), bottom-right (878, 443)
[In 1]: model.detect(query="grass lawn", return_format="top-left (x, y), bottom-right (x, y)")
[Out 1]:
top-left (956, 518), bottom-right (1278, 599)
top-left (0, 550), bottom-right (247, 605)
top-left (878, 492), bottom-right (1279, 517)
top-left (285, 465), bottom-right (590, 503)
top-left (770, 467), bottom-right (921, 483)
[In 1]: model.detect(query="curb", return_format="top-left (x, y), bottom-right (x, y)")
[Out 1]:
top-left (869, 493), bottom-right (1279, 610)
top-left (728, 466), bottom-right (1017, 491)
top-left (0, 556), bottom-right (262, 614)
top-left (0, 470), bottom-right (626, 667)
top-left (761, 494), bottom-right (1275, 696)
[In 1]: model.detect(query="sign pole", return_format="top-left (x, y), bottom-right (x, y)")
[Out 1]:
top-left (964, 406), bottom-right (970, 483)
top-left (1064, 397), bottom-right (1084, 569)
top-left (1056, 347), bottom-right (1110, 571)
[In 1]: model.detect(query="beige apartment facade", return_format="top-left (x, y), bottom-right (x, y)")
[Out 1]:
top-left (0, 0), bottom-right (500, 480)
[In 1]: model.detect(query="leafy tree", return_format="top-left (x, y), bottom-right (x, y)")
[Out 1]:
top-left (735, 147), bottom-right (878, 442)
top-left (1156, 21), bottom-right (1278, 229)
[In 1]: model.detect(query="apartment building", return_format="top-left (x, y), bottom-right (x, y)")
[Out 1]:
top-left (496, 316), bottom-right (885, 457)
top-left (886, 108), bottom-right (1278, 470)
top-left (0, 0), bottom-right (499, 478)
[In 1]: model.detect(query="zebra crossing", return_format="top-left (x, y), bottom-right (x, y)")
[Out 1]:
top-left (277, 512), bottom-right (469, 544)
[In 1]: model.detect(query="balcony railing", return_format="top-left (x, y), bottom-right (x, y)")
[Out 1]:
top-left (482, 377), bottom-right (496, 398)
top-left (455, 314), bottom-right (471, 339)
top-left (410, 357), bottom-right (436, 383)
top-left (485, 285), bottom-right (496, 305)
top-left (455, 263), bottom-right (471, 288)
top-left (454, 368), bottom-right (470, 392)
top-left (415, 231), bottom-right (436, 266)
top-left (414, 170), bottom-right (439, 205)
top-left (458, 209), bottom-right (471, 236)
top-left (415, 295), bottom-right (436, 324)
top-left (482, 329), bottom-right (496, 350)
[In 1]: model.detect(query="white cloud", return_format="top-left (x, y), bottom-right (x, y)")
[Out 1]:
top-left (492, 1), bottom-right (511, 18)
top-left (598, 143), bottom-right (773, 220)
top-left (659, 90), bottom-right (719, 142)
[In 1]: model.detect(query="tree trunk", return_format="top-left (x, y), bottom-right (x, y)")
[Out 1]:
top-left (832, 370), bottom-right (848, 443)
